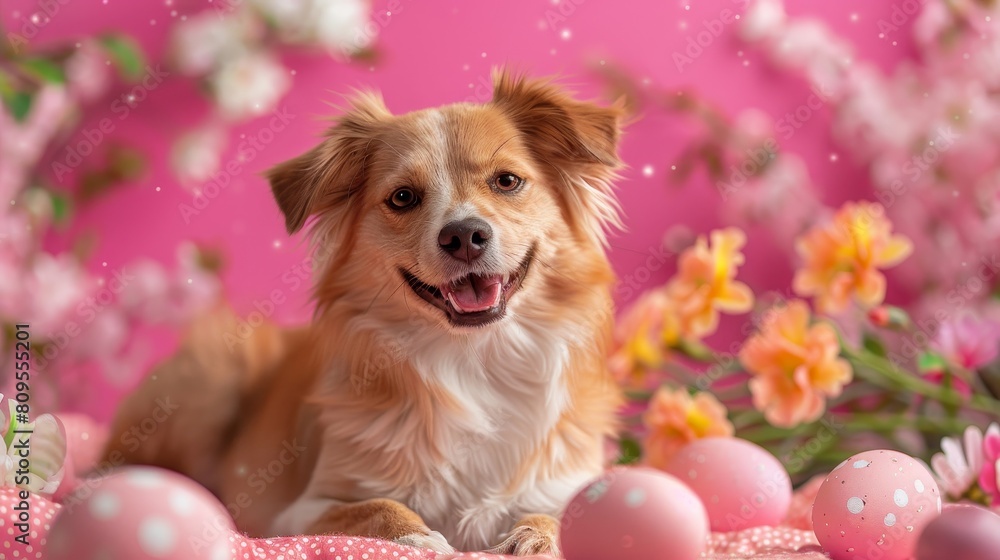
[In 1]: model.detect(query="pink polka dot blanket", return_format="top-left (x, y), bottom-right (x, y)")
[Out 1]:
top-left (0, 414), bottom-right (828, 559)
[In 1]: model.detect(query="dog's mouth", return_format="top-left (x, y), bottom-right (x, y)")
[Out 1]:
top-left (400, 245), bottom-right (536, 328)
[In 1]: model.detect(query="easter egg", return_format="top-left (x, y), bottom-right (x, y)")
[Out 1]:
top-left (46, 466), bottom-right (235, 560)
top-left (560, 467), bottom-right (708, 560)
top-left (812, 450), bottom-right (942, 560)
top-left (915, 503), bottom-right (1000, 560)
top-left (664, 437), bottom-right (792, 531)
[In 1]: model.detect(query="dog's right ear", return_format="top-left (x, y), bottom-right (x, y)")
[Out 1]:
top-left (266, 93), bottom-right (390, 234)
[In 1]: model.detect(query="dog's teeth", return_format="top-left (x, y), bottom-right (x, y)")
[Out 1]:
top-left (446, 292), bottom-right (462, 312)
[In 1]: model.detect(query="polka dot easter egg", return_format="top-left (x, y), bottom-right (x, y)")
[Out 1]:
top-left (45, 466), bottom-right (235, 560)
top-left (559, 467), bottom-right (708, 560)
top-left (665, 437), bottom-right (792, 532)
top-left (812, 450), bottom-right (941, 560)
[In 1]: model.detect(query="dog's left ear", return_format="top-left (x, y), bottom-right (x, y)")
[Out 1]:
top-left (491, 69), bottom-right (625, 246)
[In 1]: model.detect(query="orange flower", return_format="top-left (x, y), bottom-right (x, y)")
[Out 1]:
top-left (793, 201), bottom-right (912, 314)
top-left (643, 386), bottom-right (734, 468)
top-left (608, 289), bottom-right (680, 385)
top-left (739, 300), bottom-right (853, 428)
top-left (666, 227), bottom-right (754, 339)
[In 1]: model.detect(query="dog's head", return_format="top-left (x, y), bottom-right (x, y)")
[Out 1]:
top-left (267, 70), bottom-right (623, 330)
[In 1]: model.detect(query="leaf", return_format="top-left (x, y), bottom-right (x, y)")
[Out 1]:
top-left (17, 58), bottom-right (66, 84)
top-left (49, 190), bottom-right (73, 225)
top-left (2, 90), bottom-right (33, 121)
top-left (917, 352), bottom-right (946, 373)
top-left (862, 332), bottom-right (887, 357)
top-left (615, 435), bottom-right (643, 465)
top-left (98, 34), bottom-right (147, 81)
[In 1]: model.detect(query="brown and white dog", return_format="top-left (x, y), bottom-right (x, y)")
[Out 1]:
top-left (105, 69), bottom-right (624, 556)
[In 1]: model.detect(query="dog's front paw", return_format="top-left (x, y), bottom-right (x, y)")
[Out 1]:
top-left (491, 514), bottom-right (561, 557)
top-left (395, 530), bottom-right (456, 554)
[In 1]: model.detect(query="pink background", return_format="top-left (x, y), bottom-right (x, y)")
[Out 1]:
top-left (4, 0), bottom-right (915, 415)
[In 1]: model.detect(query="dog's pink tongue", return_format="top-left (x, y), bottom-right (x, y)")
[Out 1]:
top-left (445, 274), bottom-right (503, 313)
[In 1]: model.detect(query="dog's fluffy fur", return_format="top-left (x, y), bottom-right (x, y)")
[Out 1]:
top-left (105, 70), bottom-right (624, 555)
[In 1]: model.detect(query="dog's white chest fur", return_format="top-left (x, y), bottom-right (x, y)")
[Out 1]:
top-left (355, 315), bottom-right (595, 549)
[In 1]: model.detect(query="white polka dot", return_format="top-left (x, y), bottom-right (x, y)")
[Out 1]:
top-left (847, 497), bottom-right (865, 514)
top-left (128, 470), bottom-right (164, 488)
top-left (884, 513), bottom-right (896, 527)
top-left (624, 488), bottom-right (646, 508)
top-left (833, 460), bottom-right (848, 471)
top-left (894, 489), bottom-right (908, 507)
top-left (914, 479), bottom-right (925, 493)
top-left (169, 490), bottom-right (194, 515)
top-left (138, 516), bottom-right (177, 556)
top-left (89, 492), bottom-right (120, 519)
top-left (853, 460), bottom-right (871, 469)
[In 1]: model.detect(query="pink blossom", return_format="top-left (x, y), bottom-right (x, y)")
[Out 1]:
top-left (66, 40), bottom-right (113, 103)
top-left (171, 124), bottom-right (228, 186)
top-left (931, 315), bottom-right (1000, 370)
top-left (980, 424), bottom-right (1000, 506)
top-left (932, 425), bottom-right (987, 499)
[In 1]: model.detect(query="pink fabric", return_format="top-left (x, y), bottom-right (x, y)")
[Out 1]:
top-left (0, 414), bottom-right (829, 559)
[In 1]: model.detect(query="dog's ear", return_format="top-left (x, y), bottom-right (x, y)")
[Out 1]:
top-left (267, 93), bottom-right (390, 234)
top-left (491, 69), bottom-right (625, 246)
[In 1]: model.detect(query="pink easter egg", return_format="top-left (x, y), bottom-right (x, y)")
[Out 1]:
top-left (915, 504), bottom-right (1000, 560)
top-left (46, 466), bottom-right (235, 560)
top-left (0, 487), bottom-right (61, 559)
top-left (665, 437), bottom-right (792, 531)
top-left (812, 450), bottom-right (941, 560)
top-left (560, 467), bottom-right (708, 560)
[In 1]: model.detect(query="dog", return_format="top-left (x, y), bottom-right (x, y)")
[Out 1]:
top-left (104, 69), bottom-right (625, 556)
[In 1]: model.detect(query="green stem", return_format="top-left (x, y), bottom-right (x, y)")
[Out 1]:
top-left (843, 345), bottom-right (1000, 416)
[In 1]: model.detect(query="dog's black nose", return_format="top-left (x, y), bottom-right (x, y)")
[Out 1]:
top-left (438, 218), bottom-right (492, 263)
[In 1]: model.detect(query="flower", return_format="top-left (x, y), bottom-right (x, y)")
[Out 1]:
top-left (171, 124), bottom-right (228, 186)
top-left (608, 289), bottom-right (679, 385)
top-left (643, 386), bottom-right (734, 469)
top-left (931, 424), bottom-right (991, 499)
top-left (739, 300), bottom-right (853, 427)
top-left (931, 315), bottom-right (1000, 371)
top-left (982, 424), bottom-right (1000, 506)
top-left (170, 10), bottom-right (262, 76)
top-left (793, 201), bottom-right (913, 314)
top-left (250, 0), bottom-right (372, 54)
top-left (65, 40), bottom-right (113, 103)
top-left (209, 51), bottom-right (291, 120)
top-left (665, 227), bottom-right (754, 339)
top-left (0, 397), bottom-right (66, 495)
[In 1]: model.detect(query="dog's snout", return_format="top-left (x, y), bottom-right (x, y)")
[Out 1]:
top-left (438, 218), bottom-right (492, 263)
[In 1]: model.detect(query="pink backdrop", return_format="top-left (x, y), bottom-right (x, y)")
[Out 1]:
top-left (3, 0), bottom-right (916, 416)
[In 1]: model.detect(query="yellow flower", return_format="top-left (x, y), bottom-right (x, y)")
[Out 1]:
top-left (643, 386), bottom-right (734, 469)
top-left (793, 201), bottom-right (912, 314)
top-left (666, 227), bottom-right (754, 339)
top-left (738, 300), bottom-right (853, 428)
top-left (609, 289), bottom-right (680, 385)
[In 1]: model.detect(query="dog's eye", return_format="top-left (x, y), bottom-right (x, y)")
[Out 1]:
top-left (388, 187), bottom-right (419, 210)
top-left (492, 172), bottom-right (523, 193)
